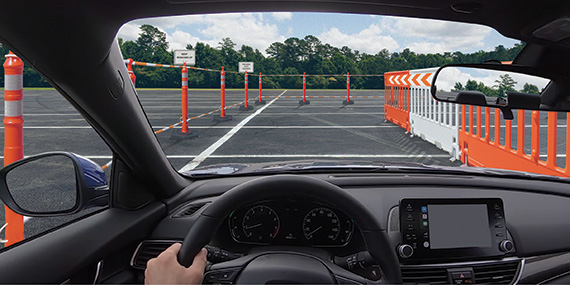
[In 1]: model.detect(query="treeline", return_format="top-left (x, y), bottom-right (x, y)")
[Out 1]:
top-left (454, 74), bottom-right (540, 98)
top-left (0, 24), bottom-right (525, 89)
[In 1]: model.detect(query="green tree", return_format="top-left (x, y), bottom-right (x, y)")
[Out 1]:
top-left (521, 83), bottom-right (540, 95)
top-left (465, 79), bottom-right (479, 91)
top-left (281, 67), bottom-right (301, 88)
top-left (453, 82), bottom-right (464, 91)
top-left (493, 74), bottom-right (517, 97)
top-left (137, 24), bottom-right (169, 52)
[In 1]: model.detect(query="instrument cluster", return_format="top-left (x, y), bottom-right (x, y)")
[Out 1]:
top-left (228, 199), bottom-right (354, 247)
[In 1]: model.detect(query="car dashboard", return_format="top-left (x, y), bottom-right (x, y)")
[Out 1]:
top-left (130, 173), bottom-right (570, 284)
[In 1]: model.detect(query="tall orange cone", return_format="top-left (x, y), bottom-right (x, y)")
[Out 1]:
top-left (3, 51), bottom-right (24, 246)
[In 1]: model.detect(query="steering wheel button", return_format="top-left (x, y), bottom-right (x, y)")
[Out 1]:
top-left (205, 272), bottom-right (219, 282)
top-left (218, 269), bottom-right (240, 281)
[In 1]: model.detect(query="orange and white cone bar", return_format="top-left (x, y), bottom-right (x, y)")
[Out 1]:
top-left (3, 51), bottom-right (25, 246)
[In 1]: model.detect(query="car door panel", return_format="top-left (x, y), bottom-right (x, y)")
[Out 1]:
top-left (0, 202), bottom-right (165, 283)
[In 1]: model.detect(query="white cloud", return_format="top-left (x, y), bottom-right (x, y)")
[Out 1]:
top-left (272, 12), bottom-right (293, 21)
top-left (117, 23), bottom-right (141, 41)
top-left (318, 24), bottom-right (399, 54)
top-left (119, 13), bottom-right (285, 54)
top-left (168, 30), bottom-right (199, 51)
top-left (196, 13), bottom-right (286, 52)
top-left (380, 17), bottom-right (492, 54)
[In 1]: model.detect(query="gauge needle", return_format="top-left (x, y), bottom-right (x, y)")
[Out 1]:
top-left (244, 223), bottom-right (262, 230)
top-left (306, 226), bottom-right (323, 236)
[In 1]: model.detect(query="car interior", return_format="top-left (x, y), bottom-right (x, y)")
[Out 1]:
top-left (1, 0), bottom-right (570, 284)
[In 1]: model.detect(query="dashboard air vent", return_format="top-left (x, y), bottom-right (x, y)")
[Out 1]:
top-left (401, 267), bottom-right (448, 284)
top-left (401, 260), bottom-right (521, 285)
top-left (172, 202), bottom-right (209, 218)
top-left (473, 260), bottom-right (520, 284)
top-left (131, 241), bottom-right (176, 269)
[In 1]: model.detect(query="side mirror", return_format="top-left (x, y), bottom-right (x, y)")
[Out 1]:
top-left (430, 63), bottom-right (569, 118)
top-left (0, 152), bottom-right (108, 217)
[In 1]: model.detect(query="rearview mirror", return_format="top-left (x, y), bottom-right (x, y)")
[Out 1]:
top-left (430, 64), bottom-right (570, 116)
top-left (0, 152), bottom-right (108, 216)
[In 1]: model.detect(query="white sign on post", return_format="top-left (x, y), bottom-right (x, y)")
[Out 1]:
top-left (174, 50), bottom-right (196, 65)
top-left (239, 62), bottom-right (254, 73)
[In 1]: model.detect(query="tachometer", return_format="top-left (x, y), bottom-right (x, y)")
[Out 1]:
top-left (303, 207), bottom-right (342, 243)
top-left (239, 205), bottom-right (280, 243)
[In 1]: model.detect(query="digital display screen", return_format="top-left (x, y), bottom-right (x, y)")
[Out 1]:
top-left (428, 204), bottom-right (492, 249)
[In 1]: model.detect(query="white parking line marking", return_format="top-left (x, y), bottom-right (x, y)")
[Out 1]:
top-left (203, 154), bottom-right (452, 158)
top-left (269, 105), bottom-right (383, 107)
top-left (165, 125), bottom-right (398, 129)
top-left (179, 90), bottom-right (288, 172)
top-left (239, 112), bottom-right (384, 115)
top-left (5, 154), bottom-right (567, 160)
top-left (140, 105), bottom-right (385, 109)
top-left (2, 112), bottom-right (384, 116)
top-left (0, 125), bottom-right (399, 130)
top-left (26, 154), bottom-right (454, 160)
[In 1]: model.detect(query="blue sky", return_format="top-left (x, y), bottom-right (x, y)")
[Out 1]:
top-left (118, 12), bottom-right (520, 56)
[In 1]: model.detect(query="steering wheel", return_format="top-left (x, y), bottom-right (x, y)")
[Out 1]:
top-left (178, 175), bottom-right (402, 284)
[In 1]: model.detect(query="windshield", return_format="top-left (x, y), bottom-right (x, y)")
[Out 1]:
top-left (114, 13), bottom-right (567, 177)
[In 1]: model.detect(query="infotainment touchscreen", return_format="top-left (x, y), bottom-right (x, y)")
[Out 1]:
top-left (428, 204), bottom-right (491, 249)
top-left (398, 198), bottom-right (513, 261)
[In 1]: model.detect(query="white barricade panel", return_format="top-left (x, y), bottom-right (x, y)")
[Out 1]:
top-left (408, 68), bottom-right (460, 161)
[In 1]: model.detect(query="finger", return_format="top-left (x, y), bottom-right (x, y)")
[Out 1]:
top-left (191, 248), bottom-right (208, 271)
top-left (163, 243), bottom-right (182, 255)
top-left (146, 257), bottom-right (157, 268)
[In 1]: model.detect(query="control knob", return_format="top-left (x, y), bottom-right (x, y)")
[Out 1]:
top-left (398, 244), bottom-right (414, 258)
top-left (499, 240), bottom-right (514, 253)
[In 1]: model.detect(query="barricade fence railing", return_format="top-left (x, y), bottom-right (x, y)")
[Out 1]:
top-left (384, 70), bottom-right (410, 131)
top-left (407, 68), bottom-right (460, 161)
top-left (123, 59), bottom-right (394, 119)
top-left (458, 106), bottom-right (570, 177)
top-left (124, 59), bottom-right (383, 77)
top-left (384, 67), bottom-right (570, 177)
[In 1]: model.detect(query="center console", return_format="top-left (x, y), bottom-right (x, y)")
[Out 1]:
top-left (397, 198), bottom-right (514, 262)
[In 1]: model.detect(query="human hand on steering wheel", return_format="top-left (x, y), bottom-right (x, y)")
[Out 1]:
top-left (145, 243), bottom-right (207, 284)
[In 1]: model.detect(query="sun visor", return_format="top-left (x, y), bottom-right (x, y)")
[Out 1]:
top-left (533, 17), bottom-right (570, 42)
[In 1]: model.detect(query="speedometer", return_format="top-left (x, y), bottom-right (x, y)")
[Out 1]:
top-left (303, 207), bottom-right (342, 243)
top-left (240, 205), bottom-right (280, 243)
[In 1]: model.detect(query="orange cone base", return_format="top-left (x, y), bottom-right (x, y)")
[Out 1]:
top-left (213, 115), bottom-right (233, 122)
top-left (239, 105), bottom-right (254, 111)
top-left (171, 129), bottom-right (199, 140)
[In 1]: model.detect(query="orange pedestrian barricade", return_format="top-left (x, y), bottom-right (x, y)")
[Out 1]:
top-left (459, 107), bottom-right (570, 177)
top-left (384, 70), bottom-right (411, 131)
